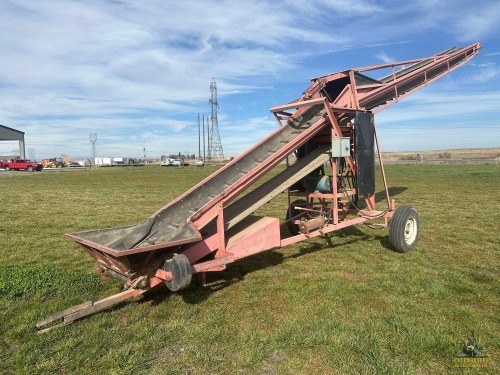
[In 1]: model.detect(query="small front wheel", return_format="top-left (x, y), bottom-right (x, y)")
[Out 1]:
top-left (4, 165), bottom-right (11, 171)
top-left (27, 166), bottom-right (34, 172)
top-left (389, 205), bottom-right (419, 253)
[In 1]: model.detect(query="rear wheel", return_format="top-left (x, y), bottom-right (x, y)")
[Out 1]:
top-left (286, 199), bottom-right (307, 236)
top-left (389, 205), bottom-right (419, 253)
top-left (4, 165), bottom-right (11, 171)
top-left (27, 166), bottom-right (34, 172)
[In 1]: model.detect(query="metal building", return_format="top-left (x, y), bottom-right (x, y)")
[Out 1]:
top-left (0, 124), bottom-right (25, 159)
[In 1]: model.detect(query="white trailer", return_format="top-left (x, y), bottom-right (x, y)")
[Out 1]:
top-left (95, 157), bottom-right (112, 167)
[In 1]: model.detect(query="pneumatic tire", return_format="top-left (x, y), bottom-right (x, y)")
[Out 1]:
top-left (389, 205), bottom-right (419, 253)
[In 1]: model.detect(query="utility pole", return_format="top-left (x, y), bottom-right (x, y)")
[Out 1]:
top-left (207, 116), bottom-right (210, 160)
top-left (202, 114), bottom-right (206, 161)
top-left (198, 113), bottom-right (201, 159)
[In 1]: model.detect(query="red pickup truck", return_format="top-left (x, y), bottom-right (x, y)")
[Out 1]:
top-left (0, 159), bottom-right (44, 172)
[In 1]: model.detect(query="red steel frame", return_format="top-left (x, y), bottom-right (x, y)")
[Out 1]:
top-left (37, 43), bottom-right (481, 332)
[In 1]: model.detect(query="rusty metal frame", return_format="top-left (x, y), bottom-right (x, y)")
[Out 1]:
top-left (37, 43), bottom-right (481, 331)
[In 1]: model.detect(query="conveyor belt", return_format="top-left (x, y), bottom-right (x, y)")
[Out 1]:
top-left (72, 104), bottom-right (327, 250)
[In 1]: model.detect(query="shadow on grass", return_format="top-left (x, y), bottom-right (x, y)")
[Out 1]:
top-left (144, 250), bottom-right (285, 307)
top-left (375, 186), bottom-right (407, 202)
top-left (124, 191), bottom-right (408, 310)
top-left (286, 225), bottom-right (371, 259)
top-left (377, 233), bottom-right (396, 251)
top-left (45, 188), bottom-right (410, 323)
top-left (351, 186), bottom-right (407, 209)
top-left (145, 225), bottom-right (383, 307)
top-left (59, 224), bottom-right (398, 324)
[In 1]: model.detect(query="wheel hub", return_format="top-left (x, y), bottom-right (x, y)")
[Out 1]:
top-left (404, 217), bottom-right (417, 244)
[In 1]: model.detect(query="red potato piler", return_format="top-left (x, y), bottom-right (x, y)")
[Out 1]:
top-left (37, 43), bottom-right (481, 332)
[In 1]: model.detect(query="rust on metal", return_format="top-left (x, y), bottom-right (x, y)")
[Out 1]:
top-left (37, 43), bottom-right (480, 331)
top-left (36, 289), bottom-right (143, 333)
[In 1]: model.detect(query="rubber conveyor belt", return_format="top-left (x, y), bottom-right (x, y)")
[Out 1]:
top-left (70, 104), bottom-right (327, 251)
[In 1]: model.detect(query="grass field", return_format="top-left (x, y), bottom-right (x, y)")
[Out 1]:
top-left (0, 164), bottom-right (498, 374)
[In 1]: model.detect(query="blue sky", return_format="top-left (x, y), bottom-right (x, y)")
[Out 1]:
top-left (0, 0), bottom-right (499, 159)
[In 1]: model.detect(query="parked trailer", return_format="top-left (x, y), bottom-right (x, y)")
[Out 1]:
top-left (161, 158), bottom-right (189, 167)
top-left (95, 157), bottom-right (112, 167)
top-left (37, 43), bottom-right (481, 332)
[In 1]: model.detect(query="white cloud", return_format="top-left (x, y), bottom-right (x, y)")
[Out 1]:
top-left (378, 89), bottom-right (500, 124)
top-left (452, 2), bottom-right (500, 42)
top-left (283, 0), bottom-right (381, 17)
top-left (471, 62), bottom-right (500, 82)
top-left (375, 85), bottom-right (500, 150)
top-left (375, 51), bottom-right (394, 63)
top-left (0, 0), bottom-right (499, 158)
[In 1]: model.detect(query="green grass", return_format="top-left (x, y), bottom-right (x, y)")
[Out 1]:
top-left (0, 164), bottom-right (498, 374)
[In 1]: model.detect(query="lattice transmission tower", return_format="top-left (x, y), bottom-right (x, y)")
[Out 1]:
top-left (208, 78), bottom-right (224, 160)
top-left (90, 133), bottom-right (97, 161)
